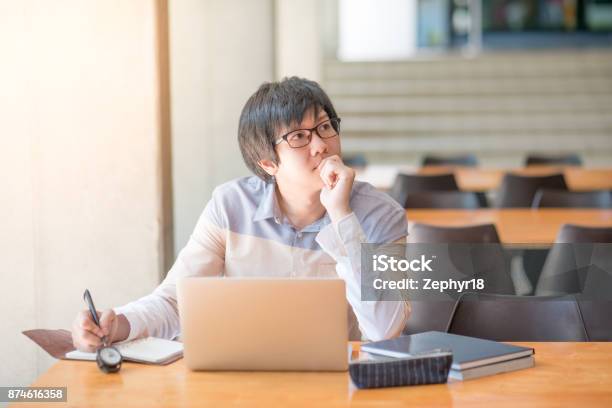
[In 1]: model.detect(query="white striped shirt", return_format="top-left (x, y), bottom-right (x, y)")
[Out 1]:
top-left (115, 176), bottom-right (410, 341)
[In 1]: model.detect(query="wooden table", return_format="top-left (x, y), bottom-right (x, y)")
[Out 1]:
top-left (16, 342), bottom-right (612, 407)
top-left (423, 166), bottom-right (612, 192)
top-left (407, 208), bottom-right (612, 245)
top-left (357, 165), bottom-right (612, 192)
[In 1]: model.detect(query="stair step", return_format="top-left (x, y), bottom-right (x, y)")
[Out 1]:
top-left (333, 95), bottom-right (612, 114)
top-left (324, 51), bottom-right (612, 79)
top-left (324, 51), bottom-right (612, 165)
top-left (340, 113), bottom-right (612, 132)
top-left (341, 133), bottom-right (612, 153)
top-left (326, 77), bottom-right (612, 96)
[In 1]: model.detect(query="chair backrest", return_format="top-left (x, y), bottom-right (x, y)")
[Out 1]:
top-left (422, 154), bottom-right (478, 167)
top-left (536, 224), bottom-right (612, 295)
top-left (403, 301), bottom-right (458, 336)
top-left (343, 154), bottom-right (368, 168)
top-left (535, 224), bottom-right (612, 340)
top-left (532, 189), bottom-right (611, 209)
top-left (576, 300), bottom-right (612, 341)
top-left (389, 173), bottom-right (458, 207)
top-left (409, 223), bottom-right (501, 243)
top-left (555, 224), bottom-right (612, 243)
top-left (403, 191), bottom-right (484, 209)
top-left (403, 224), bottom-right (513, 335)
top-left (496, 173), bottom-right (567, 208)
top-left (525, 153), bottom-right (582, 166)
top-left (447, 293), bottom-right (589, 341)
top-left (408, 223), bottom-right (513, 292)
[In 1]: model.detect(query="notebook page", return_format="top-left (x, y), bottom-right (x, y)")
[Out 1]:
top-left (115, 337), bottom-right (183, 364)
top-left (65, 350), bottom-right (97, 361)
top-left (65, 337), bottom-right (183, 363)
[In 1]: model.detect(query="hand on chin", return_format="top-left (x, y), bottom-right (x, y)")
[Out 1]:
top-left (317, 155), bottom-right (355, 222)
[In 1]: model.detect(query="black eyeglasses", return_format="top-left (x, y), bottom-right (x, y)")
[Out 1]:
top-left (275, 117), bottom-right (341, 148)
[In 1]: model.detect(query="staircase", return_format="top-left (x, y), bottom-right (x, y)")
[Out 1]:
top-left (323, 50), bottom-right (612, 166)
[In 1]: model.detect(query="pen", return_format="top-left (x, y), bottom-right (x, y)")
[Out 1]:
top-left (83, 289), bottom-right (108, 347)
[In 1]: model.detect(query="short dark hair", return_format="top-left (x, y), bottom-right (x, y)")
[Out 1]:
top-left (238, 77), bottom-right (338, 182)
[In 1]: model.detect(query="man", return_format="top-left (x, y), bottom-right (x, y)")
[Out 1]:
top-left (72, 77), bottom-right (409, 351)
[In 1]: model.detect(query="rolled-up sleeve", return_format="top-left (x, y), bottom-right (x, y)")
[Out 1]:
top-left (316, 210), bottom-right (410, 342)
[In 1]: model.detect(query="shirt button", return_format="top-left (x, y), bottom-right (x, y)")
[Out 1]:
top-left (297, 232), bottom-right (303, 238)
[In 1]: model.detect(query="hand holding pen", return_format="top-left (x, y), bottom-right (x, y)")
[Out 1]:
top-left (70, 289), bottom-right (119, 352)
top-left (83, 289), bottom-right (109, 347)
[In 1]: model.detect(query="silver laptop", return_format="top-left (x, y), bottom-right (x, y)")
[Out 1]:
top-left (177, 277), bottom-right (349, 371)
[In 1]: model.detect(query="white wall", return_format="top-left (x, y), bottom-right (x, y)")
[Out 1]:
top-left (338, 0), bottom-right (417, 61)
top-left (169, 0), bottom-right (275, 255)
top-left (0, 2), bottom-right (37, 381)
top-left (0, 0), bottom-right (167, 387)
top-left (321, 0), bottom-right (340, 60)
top-left (275, 0), bottom-right (324, 81)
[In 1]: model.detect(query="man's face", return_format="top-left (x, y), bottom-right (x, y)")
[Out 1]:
top-left (272, 107), bottom-right (341, 192)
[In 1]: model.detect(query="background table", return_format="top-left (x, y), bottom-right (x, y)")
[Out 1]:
top-left (407, 208), bottom-right (612, 246)
top-left (15, 342), bottom-right (612, 407)
top-left (357, 165), bottom-right (612, 192)
top-left (420, 166), bottom-right (612, 192)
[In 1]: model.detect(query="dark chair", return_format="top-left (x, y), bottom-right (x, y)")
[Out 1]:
top-left (525, 153), bottom-right (582, 166)
top-left (408, 224), bottom-right (512, 292)
top-left (495, 173), bottom-right (567, 208)
top-left (528, 190), bottom-right (610, 281)
top-left (343, 154), bottom-right (368, 168)
top-left (403, 191), bottom-right (485, 209)
top-left (498, 176), bottom-right (575, 291)
top-left (447, 293), bottom-right (589, 341)
top-left (522, 221), bottom-right (612, 295)
top-left (535, 225), bottom-right (612, 341)
top-left (389, 173), bottom-right (458, 207)
top-left (555, 224), bottom-right (612, 244)
top-left (535, 225), bottom-right (612, 295)
top-left (409, 223), bottom-right (501, 244)
top-left (532, 189), bottom-right (611, 209)
top-left (403, 224), bottom-right (514, 335)
top-left (422, 154), bottom-right (478, 167)
top-left (576, 300), bottom-right (612, 341)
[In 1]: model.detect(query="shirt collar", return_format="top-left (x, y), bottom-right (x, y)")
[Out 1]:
top-left (252, 180), bottom-right (332, 232)
top-left (301, 213), bottom-right (331, 232)
top-left (252, 181), bottom-right (280, 222)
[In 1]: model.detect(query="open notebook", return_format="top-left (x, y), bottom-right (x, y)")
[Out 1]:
top-left (65, 337), bottom-right (184, 365)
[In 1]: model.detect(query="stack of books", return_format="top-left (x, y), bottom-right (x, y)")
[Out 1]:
top-left (361, 331), bottom-right (535, 381)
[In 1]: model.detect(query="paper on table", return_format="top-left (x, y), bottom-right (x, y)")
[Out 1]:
top-left (65, 337), bottom-right (183, 364)
top-left (22, 329), bottom-right (183, 365)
